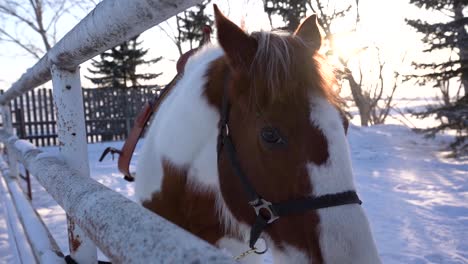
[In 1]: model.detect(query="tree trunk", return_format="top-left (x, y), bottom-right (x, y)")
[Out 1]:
top-left (454, 2), bottom-right (468, 96)
top-left (32, 0), bottom-right (52, 52)
top-left (346, 71), bottom-right (371, 126)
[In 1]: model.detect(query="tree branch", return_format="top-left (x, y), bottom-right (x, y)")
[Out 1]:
top-left (0, 0), bottom-right (95, 58)
top-left (0, 28), bottom-right (41, 58)
top-left (0, 5), bottom-right (40, 32)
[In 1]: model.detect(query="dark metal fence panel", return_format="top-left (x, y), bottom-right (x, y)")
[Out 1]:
top-left (2, 87), bottom-right (158, 146)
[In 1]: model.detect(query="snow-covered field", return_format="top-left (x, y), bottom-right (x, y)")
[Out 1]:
top-left (0, 105), bottom-right (467, 263)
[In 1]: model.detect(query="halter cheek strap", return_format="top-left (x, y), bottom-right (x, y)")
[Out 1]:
top-left (217, 78), bottom-right (362, 251)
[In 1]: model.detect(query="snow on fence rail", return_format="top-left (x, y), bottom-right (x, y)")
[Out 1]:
top-left (0, 0), bottom-right (236, 263)
top-left (0, 155), bottom-right (64, 263)
top-left (0, 0), bottom-right (202, 105)
top-left (0, 131), bottom-right (234, 264)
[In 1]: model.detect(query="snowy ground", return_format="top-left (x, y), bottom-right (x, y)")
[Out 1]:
top-left (0, 103), bottom-right (467, 263)
top-left (349, 125), bottom-right (467, 263)
top-left (0, 197), bottom-right (17, 264)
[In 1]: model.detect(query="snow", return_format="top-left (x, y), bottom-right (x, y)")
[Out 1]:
top-left (0, 107), bottom-right (467, 263)
top-left (350, 125), bottom-right (467, 263)
top-left (0, 183), bottom-right (20, 264)
top-left (0, 176), bottom-right (35, 264)
top-left (3, 174), bottom-right (64, 263)
top-left (13, 140), bottom-right (35, 157)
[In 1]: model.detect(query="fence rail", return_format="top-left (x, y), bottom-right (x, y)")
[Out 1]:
top-left (0, 156), bottom-right (64, 263)
top-left (0, 132), bottom-right (234, 263)
top-left (0, 0), bottom-right (235, 263)
top-left (0, 0), bottom-right (202, 105)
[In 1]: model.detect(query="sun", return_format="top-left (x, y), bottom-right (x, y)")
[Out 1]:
top-left (330, 31), bottom-right (367, 61)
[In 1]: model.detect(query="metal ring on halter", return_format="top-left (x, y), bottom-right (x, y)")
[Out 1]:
top-left (253, 238), bottom-right (268, 254)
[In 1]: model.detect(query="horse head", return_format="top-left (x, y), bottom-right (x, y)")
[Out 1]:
top-left (136, 5), bottom-right (380, 263)
top-left (204, 5), bottom-right (381, 263)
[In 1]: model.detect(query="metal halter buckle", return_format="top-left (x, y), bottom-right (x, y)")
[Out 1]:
top-left (249, 198), bottom-right (279, 224)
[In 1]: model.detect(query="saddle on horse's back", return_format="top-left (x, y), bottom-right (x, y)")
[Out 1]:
top-left (98, 26), bottom-right (212, 181)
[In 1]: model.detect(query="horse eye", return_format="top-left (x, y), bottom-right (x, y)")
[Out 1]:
top-left (261, 127), bottom-right (284, 145)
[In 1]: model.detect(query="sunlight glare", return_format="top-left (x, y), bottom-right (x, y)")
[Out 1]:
top-left (331, 31), bottom-right (366, 60)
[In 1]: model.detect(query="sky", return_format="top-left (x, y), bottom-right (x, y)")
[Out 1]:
top-left (0, 0), bottom-right (456, 99)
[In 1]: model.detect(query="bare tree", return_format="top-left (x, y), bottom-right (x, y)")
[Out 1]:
top-left (306, 0), bottom-right (357, 40)
top-left (0, 0), bottom-right (97, 59)
top-left (359, 48), bottom-right (403, 125)
top-left (158, 0), bottom-right (212, 57)
top-left (264, 0), bottom-right (386, 126)
top-left (307, 0), bottom-right (405, 126)
top-left (309, 0), bottom-right (377, 126)
top-left (158, 20), bottom-right (184, 56)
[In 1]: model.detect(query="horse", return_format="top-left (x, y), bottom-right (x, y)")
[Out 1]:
top-left (136, 5), bottom-right (381, 264)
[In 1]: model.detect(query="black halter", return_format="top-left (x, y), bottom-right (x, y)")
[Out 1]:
top-left (216, 79), bottom-right (362, 251)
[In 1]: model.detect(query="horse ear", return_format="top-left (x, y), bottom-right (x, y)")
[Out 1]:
top-left (214, 4), bottom-right (257, 69)
top-left (294, 15), bottom-right (322, 52)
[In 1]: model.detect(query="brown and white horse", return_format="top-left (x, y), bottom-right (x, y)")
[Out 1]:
top-left (136, 5), bottom-right (380, 264)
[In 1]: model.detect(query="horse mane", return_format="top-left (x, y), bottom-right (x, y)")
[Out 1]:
top-left (248, 30), bottom-right (341, 108)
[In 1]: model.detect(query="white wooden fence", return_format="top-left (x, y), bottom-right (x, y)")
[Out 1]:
top-left (0, 0), bottom-right (235, 263)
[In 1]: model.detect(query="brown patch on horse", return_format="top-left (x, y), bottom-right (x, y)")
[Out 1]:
top-left (202, 13), bottom-right (341, 262)
top-left (141, 159), bottom-right (225, 244)
top-left (204, 61), bottom-right (325, 260)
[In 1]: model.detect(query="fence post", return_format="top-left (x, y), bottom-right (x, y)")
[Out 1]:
top-left (124, 91), bottom-right (132, 138)
top-left (1, 104), bottom-right (19, 179)
top-left (50, 65), bottom-right (97, 263)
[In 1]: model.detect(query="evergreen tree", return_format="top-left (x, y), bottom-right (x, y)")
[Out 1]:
top-left (174, 0), bottom-right (213, 54)
top-left (263, 0), bottom-right (308, 32)
top-left (407, 0), bottom-right (467, 95)
top-left (406, 0), bottom-right (467, 157)
top-left (86, 35), bottom-right (162, 88)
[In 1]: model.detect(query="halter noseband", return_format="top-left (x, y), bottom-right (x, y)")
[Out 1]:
top-left (216, 75), bottom-right (362, 251)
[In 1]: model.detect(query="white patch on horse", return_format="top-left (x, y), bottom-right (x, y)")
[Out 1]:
top-left (317, 206), bottom-right (381, 263)
top-left (307, 96), bottom-right (381, 263)
top-left (135, 124), bottom-right (164, 202)
top-left (187, 130), bottom-right (220, 189)
top-left (214, 192), bottom-right (252, 238)
top-left (271, 243), bottom-right (308, 264)
top-left (135, 44), bottom-right (252, 256)
top-left (135, 45), bottom-right (224, 202)
top-left (307, 97), bottom-right (355, 196)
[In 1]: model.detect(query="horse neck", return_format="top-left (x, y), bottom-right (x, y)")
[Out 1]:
top-left (307, 97), bottom-right (381, 263)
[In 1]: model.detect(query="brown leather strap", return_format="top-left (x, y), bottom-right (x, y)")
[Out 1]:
top-left (104, 26), bottom-right (212, 181)
top-left (116, 75), bottom-right (180, 181)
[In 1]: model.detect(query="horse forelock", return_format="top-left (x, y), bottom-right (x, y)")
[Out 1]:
top-left (250, 31), bottom-right (291, 99)
top-left (248, 30), bottom-right (340, 108)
